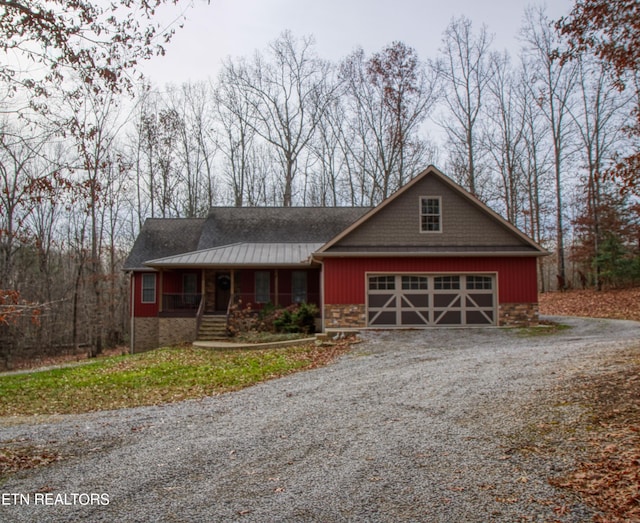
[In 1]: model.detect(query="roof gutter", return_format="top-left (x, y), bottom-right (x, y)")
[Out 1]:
top-left (312, 250), bottom-right (550, 260)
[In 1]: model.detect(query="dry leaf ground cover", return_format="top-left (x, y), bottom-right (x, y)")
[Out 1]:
top-left (539, 287), bottom-right (640, 322)
top-left (535, 287), bottom-right (640, 522)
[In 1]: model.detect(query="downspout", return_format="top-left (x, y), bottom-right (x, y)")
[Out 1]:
top-left (129, 272), bottom-right (135, 354)
top-left (158, 269), bottom-right (164, 313)
top-left (312, 255), bottom-right (325, 333)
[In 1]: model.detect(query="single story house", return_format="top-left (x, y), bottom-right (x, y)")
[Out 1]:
top-left (123, 165), bottom-right (548, 351)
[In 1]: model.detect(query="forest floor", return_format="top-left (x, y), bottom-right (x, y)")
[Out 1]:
top-left (538, 287), bottom-right (640, 522)
top-left (539, 287), bottom-right (640, 323)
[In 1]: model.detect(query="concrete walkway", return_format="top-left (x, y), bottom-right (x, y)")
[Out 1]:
top-left (192, 336), bottom-right (317, 349)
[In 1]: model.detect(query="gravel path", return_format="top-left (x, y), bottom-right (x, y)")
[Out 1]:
top-left (1, 316), bottom-right (639, 523)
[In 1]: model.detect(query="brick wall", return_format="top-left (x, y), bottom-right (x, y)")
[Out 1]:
top-left (133, 317), bottom-right (198, 352)
top-left (158, 317), bottom-right (197, 346)
top-left (324, 304), bottom-right (366, 329)
top-left (133, 317), bottom-right (159, 353)
top-left (498, 303), bottom-right (539, 327)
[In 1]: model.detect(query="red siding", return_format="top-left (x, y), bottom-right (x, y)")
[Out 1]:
top-left (236, 268), bottom-right (321, 308)
top-left (323, 257), bottom-right (538, 304)
top-left (161, 270), bottom-right (200, 293)
top-left (132, 271), bottom-right (159, 317)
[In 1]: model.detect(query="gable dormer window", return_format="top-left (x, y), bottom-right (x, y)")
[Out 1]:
top-left (420, 196), bottom-right (441, 233)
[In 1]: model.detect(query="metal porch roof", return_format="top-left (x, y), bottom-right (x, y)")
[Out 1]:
top-left (144, 242), bottom-right (324, 268)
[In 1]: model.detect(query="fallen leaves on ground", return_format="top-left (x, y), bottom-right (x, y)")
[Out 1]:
top-left (520, 287), bottom-right (640, 522)
top-left (539, 287), bottom-right (640, 322)
top-left (556, 356), bottom-right (640, 523)
top-left (529, 349), bottom-right (640, 523)
top-left (0, 446), bottom-right (60, 479)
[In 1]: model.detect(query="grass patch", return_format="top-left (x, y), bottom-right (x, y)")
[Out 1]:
top-left (0, 342), bottom-right (351, 417)
top-left (516, 321), bottom-right (571, 337)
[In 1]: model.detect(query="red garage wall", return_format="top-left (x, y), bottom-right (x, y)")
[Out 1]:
top-left (322, 257), bottom-right (539, 304)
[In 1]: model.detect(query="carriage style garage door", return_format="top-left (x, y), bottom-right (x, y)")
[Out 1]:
top-left (367, 274), bottom-right (496, 326)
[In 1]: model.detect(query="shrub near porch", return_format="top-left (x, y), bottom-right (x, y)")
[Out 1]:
top-left (227, 302), bottom-right (319, 337)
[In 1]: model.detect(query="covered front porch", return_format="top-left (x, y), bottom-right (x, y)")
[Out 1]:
top-left (155, 267), bottom-right (320, 341)
top-left (157, 267), bottom-right (321, 316)
top-left (144, 242), bottom-right (325, 341)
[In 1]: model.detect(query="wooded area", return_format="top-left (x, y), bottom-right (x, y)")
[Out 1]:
top-left (0, 0), bottom-right (638, 366)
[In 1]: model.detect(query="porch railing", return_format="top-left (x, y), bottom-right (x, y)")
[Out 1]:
top-left (162, 293), bottom-right (202, 313)
top-left (232, 292), bottom-right (320, 308)
top-left (195, 294), bottom-right (206, 336)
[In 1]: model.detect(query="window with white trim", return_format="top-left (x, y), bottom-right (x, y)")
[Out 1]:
top-left (420, 196), bottom-right (441, 232)
top-left (141, 273), bottom-right (156, 303)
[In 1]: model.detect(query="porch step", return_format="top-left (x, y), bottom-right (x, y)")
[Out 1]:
top-left (198, 315), bottom-right (229, 341)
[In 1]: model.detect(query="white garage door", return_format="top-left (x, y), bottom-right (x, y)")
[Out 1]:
top-left (367, 274), bottom-right (496, 327)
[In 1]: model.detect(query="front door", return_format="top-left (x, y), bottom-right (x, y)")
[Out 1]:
top-left (215, 272), bottom-right (231, 313)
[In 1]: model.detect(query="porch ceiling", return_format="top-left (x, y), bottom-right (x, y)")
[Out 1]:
top-left (144, 242), bottom-right (324, 268)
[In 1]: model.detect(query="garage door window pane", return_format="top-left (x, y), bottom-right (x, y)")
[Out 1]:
top-left (369, 276), bottom-right (395, 290)
top-left (434, 276), bottom-right (460, 290)
top-left (401, 276), bottom-right (428, 290)
top-left (466, 276), bottom-right (492, 290)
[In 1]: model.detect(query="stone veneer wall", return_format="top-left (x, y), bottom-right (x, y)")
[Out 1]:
top-left (324, 304), bottom-right (366, 329)
top-left (133, 317), bottom-right (159, 353)
top-left (324, 302), bottom-right (539, 329)
top-left (498, 303), bottom-right (539, 327)
top-left (158, 317), bottom-right (197, 347)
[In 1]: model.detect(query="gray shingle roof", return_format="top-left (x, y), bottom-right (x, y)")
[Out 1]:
top-left (197, 207), bottom-right (369, 249)
top-left (123, 218), bottom-right (206, 271)
top-left (123, 207), bottom-right (369, 271)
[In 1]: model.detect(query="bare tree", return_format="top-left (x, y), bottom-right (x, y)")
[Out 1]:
top-left (341, 42), bottom-right (439, 204)
top-left (221, 31), bottom-right (336, 206)
top-left (131, 89), bottom-right (183, 218)
top-left (555, 0), bottom-right (640, 195)
top-left (485, 51), bottom-right (527, 225)
top-left (521, 5), bottom-right (578, 289)
top-left (214, 68), bottom-right (260, 207)
top-left (167, 82), bottom-right (217, 216)
top-left (66, 87), bottom-right (126, 356)
top-left (434, 16), bottom-right (494, 196)
top-left (0, 0), bottom-right (192, 107)
top-left (0, 121), bottom-right (54, 288)
top-left (569, 57), bottom-right (633, 288)
top-left (308, 95), bottom-right (349, 206)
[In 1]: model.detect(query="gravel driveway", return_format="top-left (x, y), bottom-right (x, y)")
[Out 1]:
top-left (1, 316), bottom-right (639, 523)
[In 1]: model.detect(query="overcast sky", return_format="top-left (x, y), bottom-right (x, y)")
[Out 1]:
top-left (139, 0), bottom-right (574, 86)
